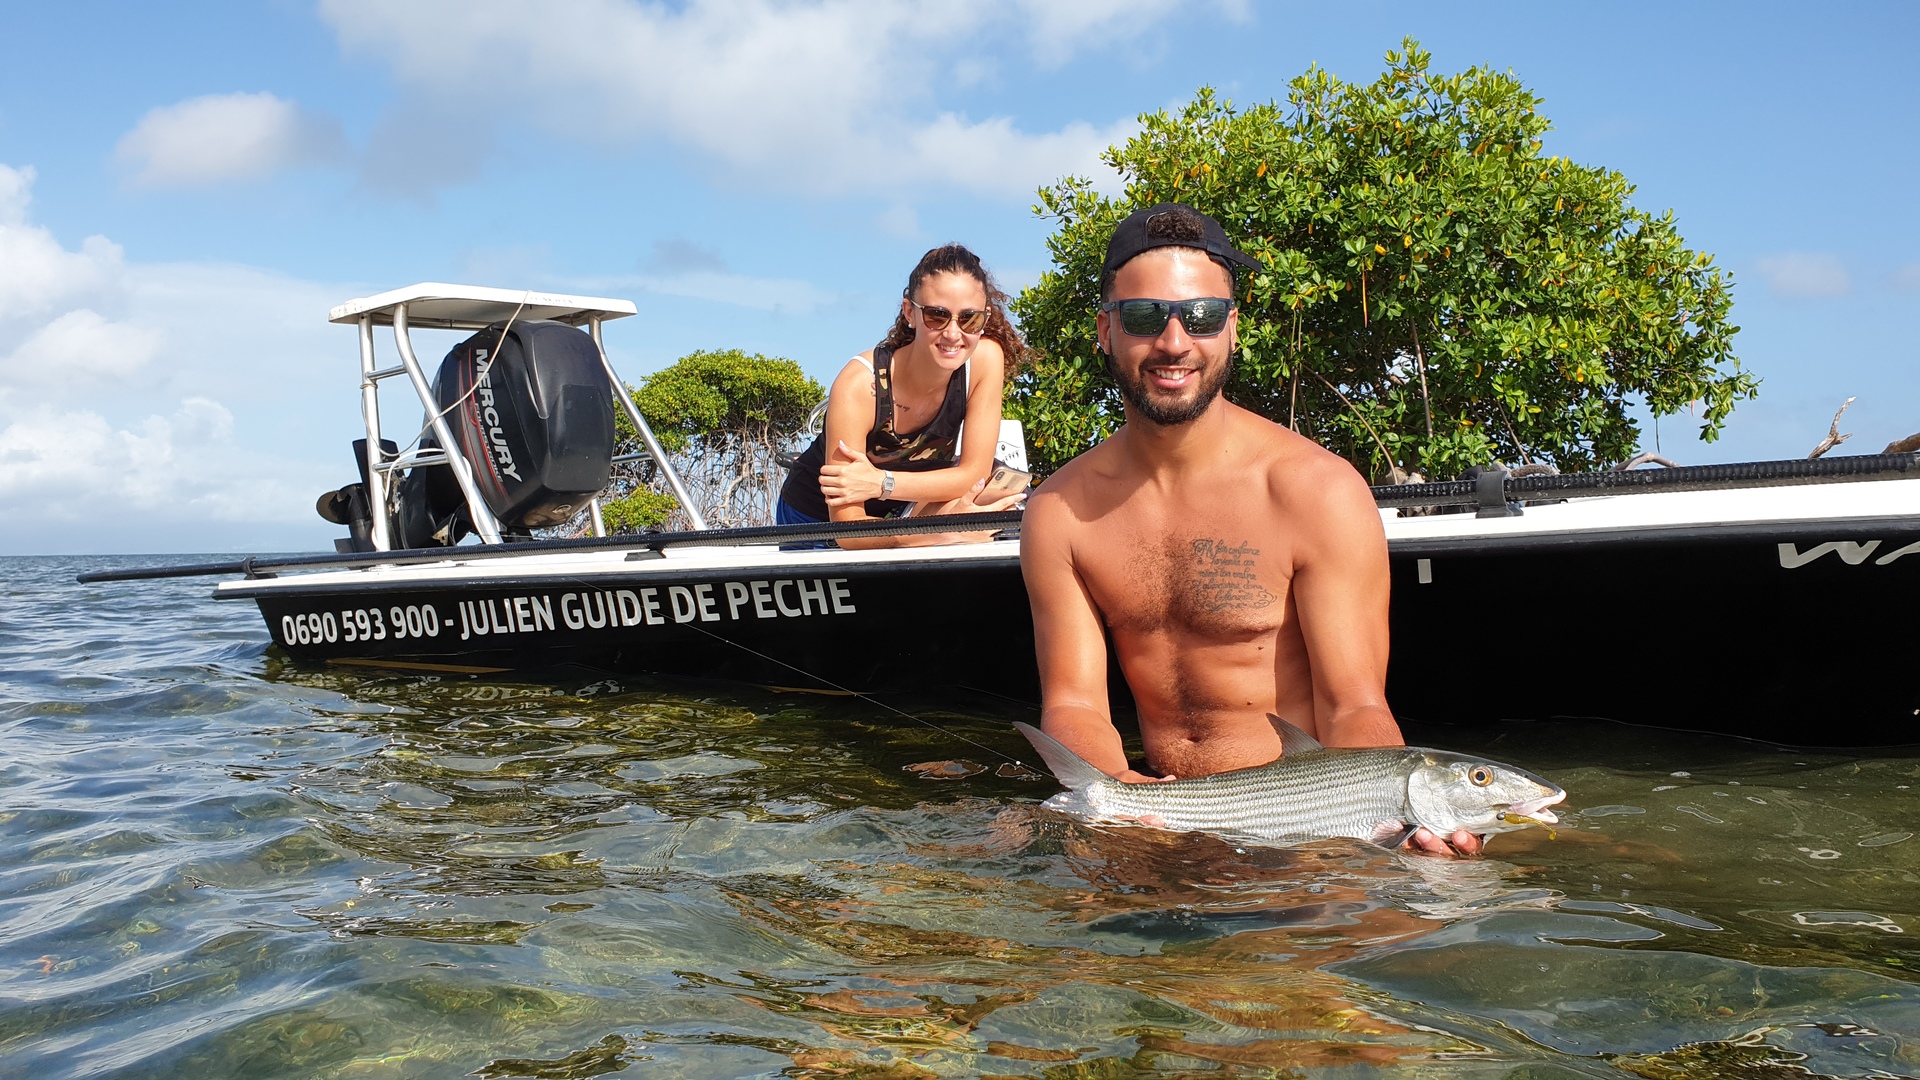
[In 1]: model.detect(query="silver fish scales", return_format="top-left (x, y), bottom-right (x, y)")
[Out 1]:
top-left (1015, 719), bottom-right (1565, 847)
top-left (1079, 745), bottom-right (1425, 840)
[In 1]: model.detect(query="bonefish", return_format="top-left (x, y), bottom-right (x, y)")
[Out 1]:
top-left (1014, 717), bottom-right (1565, 848)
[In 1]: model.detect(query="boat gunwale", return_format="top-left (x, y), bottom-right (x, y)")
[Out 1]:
top-left (215, 512), bottom-right (1920, 600)
top-left (214, 547), bottom-right (1027, 599)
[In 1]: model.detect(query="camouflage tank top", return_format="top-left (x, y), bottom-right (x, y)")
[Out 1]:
top-left (778, 345), bottom-right (970, 519)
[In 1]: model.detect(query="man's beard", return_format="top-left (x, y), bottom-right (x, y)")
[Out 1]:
top-left (1108, 349), bottom-right (1233, 427)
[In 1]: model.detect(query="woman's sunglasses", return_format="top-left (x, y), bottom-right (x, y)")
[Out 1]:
top-left (1100, 297), bottom-right (1235, 338)
top-left (909, 299), bottom-right (989, 335)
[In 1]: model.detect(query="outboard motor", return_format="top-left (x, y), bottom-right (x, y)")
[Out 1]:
top-left (344, 319), bottom-right (612, 547)
top-left (392, 319), bottom-right (617, 546)
top-left (317, 438), bottom-right (398, 552)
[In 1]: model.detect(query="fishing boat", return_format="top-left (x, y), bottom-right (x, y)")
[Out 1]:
top-left (82, 283), bottom-right (1920, 747)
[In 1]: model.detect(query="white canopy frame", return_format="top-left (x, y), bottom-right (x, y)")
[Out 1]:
top-left (328, 283), bottom-right (707, 550)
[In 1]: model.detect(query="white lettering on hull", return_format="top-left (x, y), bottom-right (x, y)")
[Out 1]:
top-left (277, 579), bottom-right (859, 647)
top-left (1778, 540), bottom-right (1883, 568)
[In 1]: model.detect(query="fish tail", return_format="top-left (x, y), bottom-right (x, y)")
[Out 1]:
top-left (1013, 722), bottom-right (1110, 791)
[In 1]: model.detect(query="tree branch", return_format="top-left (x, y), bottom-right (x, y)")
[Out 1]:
top-left (1883, 431), bottom-right (1920, 455)
top-left (1807, 397), bottom-right (1855, 460)
top-left (1305, 367), bottom-right (1397, 471)
top-left (1409, 323), bottom-right (1434, 442)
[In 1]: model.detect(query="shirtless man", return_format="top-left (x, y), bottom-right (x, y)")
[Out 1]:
top-left (1019, 202), bottom-right (1479, 856)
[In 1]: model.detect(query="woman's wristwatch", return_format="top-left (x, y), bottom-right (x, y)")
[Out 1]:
top-left (880, 470), bottom-right (896, 498)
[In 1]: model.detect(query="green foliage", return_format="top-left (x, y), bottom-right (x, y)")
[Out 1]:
top-left (1009, 40), bottom-right (1757, 478)
top-left (597, 488), bottom-right (678, 532)
top-left (607, 349), bottom-right (824, 531)
top-left (626, 349), bottom-right (822, 455)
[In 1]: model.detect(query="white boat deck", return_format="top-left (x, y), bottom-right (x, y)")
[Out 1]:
top-left (1380, 476), bottom-right (1920, 541)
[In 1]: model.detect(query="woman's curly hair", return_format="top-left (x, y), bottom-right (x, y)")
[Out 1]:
top-left (878, 243), bottom-right (1029, 378)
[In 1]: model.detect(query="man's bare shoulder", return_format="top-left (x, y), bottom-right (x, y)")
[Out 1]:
top-left (1220, 410), bottom-right (1385, 564)
top-left (1036, 429), bottom-right (1130, 487)
top-left (1027, 433), bottom-right (1126, 517)
top-left (1225, 408), bottom-right (1372, 505)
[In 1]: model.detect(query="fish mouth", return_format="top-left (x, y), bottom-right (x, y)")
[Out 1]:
top-left (1503, 790), bottom-right (1566, 826)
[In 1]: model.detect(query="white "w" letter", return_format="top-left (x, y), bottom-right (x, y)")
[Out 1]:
top-left (1777, 540), bottom-right (1882, 569)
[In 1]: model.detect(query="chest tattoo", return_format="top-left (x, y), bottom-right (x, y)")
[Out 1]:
top-left (1186, 538), bottom-right (1277, 613)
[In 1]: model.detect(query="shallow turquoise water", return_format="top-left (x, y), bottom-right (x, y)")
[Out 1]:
top-left (2, 554), bottom-right (1916, 1078)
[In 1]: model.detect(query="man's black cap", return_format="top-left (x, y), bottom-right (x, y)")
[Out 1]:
top-left (1102, 202), bottom-right (1261, 279)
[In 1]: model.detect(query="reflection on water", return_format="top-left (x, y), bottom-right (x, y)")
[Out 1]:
top-left (1, 555), bottom-right (1916, 1078)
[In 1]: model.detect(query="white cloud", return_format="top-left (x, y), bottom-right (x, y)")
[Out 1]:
top-left (1013, 0), bottom-right (1250, 66)
top-left (1, 309), bottom-right (163, 384)
top-left (0, 163), bottom-right (32, 223)
top-left (0, 163), bottom-right (349, 550)
top-left (906, 112), bottom-right (1136, 196)
top-left (0, 165), bottom-right (127, 327)
top-left (0, 399), bottom-right (230, 512)
top-left (1754, 252), bottom-right (1850, 299)
top-left (116, 92), bottom-right (346, 188)
top-left (317, 0), bottom-right (1194, 199)
top-left (1894, 263), bottom-right (1920, 292)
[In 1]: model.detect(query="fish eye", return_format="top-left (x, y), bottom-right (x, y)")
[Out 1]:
top-left (1468, 766), bottom-right (1493, 787)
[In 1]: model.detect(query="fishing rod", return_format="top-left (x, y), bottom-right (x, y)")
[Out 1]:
top-left (1372, 452), bottom-right (1920, 509)
top-left (76, 511), bottom-right (1025, 583)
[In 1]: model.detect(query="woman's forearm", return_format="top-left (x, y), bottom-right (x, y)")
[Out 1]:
top-left (876, 463), bottom-right (987, 505)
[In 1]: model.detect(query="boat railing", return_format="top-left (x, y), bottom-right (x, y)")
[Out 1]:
top-left (372, 448), bottom-right (450, 473)
top-left (78, 511), bottom-right (1029, 583)
top-left (328, 283), bottom-right (710, 552)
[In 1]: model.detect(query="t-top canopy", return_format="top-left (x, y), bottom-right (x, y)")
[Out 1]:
top-left (329, 283), bottom-right (638, 331)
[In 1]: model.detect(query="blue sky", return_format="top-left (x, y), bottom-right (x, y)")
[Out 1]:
top-left (2, 0), bottom-right (1915, 553)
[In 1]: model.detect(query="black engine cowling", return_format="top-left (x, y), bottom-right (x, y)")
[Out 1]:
top-left (392, 319), bottom-right (616, 546)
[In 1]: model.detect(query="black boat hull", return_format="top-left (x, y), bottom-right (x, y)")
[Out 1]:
top-left (239, 517), bottom-right (1920, 747)
top-left (1385, 517), bottom-right (1920, 746)
top-left (248, 555), bottom-right (1043, 697)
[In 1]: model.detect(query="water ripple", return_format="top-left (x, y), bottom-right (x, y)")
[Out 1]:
top-left (1, 556), bottom-right (1917, 1078)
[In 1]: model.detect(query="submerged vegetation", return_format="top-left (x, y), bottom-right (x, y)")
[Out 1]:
top-left (1011, 40), bottom-right (1757, 479)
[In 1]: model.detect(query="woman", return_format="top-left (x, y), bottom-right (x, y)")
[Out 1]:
top-left (777, 244), bottom-right (1027, 547)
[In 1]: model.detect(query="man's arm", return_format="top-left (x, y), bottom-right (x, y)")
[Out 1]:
top-left (1287, 460), bottom-right (1402, 748)
top-left (1019, 485), bottom-right (1161, 783)
top-left (1289, 459), bottom-right (1481, 854)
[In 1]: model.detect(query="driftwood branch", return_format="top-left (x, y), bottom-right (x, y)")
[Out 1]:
top-left (1614, 451), bottom-right (1680, 471)
top-left (1884, 431), bottom-right (1920, 455)
top-left (1807, 397), bottom-right (1855, 459)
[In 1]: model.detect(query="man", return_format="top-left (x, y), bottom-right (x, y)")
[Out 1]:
top-left (1019, 202), bottom-right (1479, 856)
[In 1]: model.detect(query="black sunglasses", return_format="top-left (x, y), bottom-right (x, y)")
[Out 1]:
top-left (1100, 297), bottom-right (1235, 338)
top-left (909, 299), bottom-right (989, 335)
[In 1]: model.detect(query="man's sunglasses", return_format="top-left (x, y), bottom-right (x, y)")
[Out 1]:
top-left (909, 299), bottom-right (989, 335)
top-left (1100, 297), bottom-right (1236, 338)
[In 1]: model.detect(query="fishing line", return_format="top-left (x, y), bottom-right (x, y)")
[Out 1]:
top-left (392, 295), bottom-right (531, 462)
top-left (678, 620), bottom-right (1023, 765)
